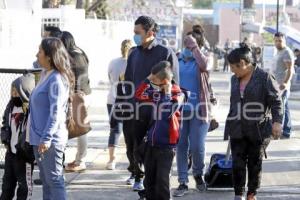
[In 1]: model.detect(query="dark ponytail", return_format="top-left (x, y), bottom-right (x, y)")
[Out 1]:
top-left (186, 25), bottom-right (205, 48)
top-left (227, 42), bottom-right (254, 66)
top-left (192, 25), bottom-right (204, 34)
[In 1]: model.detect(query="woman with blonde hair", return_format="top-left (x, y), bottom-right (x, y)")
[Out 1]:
top-left (106, 39), bottom-right (132, 170)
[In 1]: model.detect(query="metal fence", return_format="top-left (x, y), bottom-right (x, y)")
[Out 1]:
top-left (0, 68), bottom-right (41, 167)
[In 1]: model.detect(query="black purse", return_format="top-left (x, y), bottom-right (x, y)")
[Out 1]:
top-left (16, 118), bottom-right (35, 163)
top-left (258, 117), bottom-right (272, 139)
top-left (256, 116), bottom-right (272, 159)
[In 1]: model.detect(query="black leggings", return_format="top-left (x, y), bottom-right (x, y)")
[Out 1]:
top-left (230, 137), bottom-right (266, 196)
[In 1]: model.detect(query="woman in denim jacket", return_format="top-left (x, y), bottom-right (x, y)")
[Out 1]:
top-left (29, 38), bottom-right (74, 200)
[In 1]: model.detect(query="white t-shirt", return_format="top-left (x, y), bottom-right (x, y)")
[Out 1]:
top-left (107, 57), bottom-right (127, 105)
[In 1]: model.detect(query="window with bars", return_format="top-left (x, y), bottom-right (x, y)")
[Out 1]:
top-left (42, 18), bottom-right (61, 28)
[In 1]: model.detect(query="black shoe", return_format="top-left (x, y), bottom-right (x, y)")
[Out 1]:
top-left (138, 189), bottom-right (146, 200)
top-left (33, 178), bottom-right (42, 185)
top-left (194, 175), bottom-right (206, 192)
top-left (173, 183), bottom-right (188, 197)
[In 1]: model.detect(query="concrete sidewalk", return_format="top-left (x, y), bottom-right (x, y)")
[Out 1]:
top-left (25, 88), bottom-right (300, 200)
top-left (1, 72), bottom-right (300, 200)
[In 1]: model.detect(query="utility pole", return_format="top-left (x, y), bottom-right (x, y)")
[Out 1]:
top-left (76, 0), bottom-right (84, 8)
top-left (240, 0), bottom-right (243, 41)
top-left (276, 0), bottom-right (279, 32)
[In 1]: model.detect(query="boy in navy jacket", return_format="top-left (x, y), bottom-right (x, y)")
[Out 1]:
top-left (135, 61), bottom-right (186, 200)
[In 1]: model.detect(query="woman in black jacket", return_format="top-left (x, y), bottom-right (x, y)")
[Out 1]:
top-left (60, 31), bottom-right (91, 172)
top-left (224, 43), bottom-right (283, 200)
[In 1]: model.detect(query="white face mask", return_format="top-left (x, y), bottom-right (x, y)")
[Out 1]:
top-left (150, 82), bottom-right (161, 91)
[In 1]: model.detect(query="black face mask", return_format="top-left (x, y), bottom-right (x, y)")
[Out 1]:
top-left (11, 97), bottom-right (23, 107)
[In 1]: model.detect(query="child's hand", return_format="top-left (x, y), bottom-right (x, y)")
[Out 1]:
top-left (162, 83), bottom-right (172, 95)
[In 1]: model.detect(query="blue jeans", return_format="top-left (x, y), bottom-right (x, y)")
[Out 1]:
top-left (176, 110), bottom-right (209, 183)
top-left (282, 90), bottom-right (292, 137)
top-left (33, 145), bottom-right (66, 200)
top-left (107, 104), bottom-right (122, 147)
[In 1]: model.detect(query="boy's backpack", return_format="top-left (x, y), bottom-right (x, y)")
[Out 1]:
top-left (204, 141), bottom-right (233, 188)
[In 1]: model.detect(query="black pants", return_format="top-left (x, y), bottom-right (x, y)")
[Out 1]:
top-left (123, 119), bottom-right (135, 174)
top-left (132, 119), bottom-right (148, 181)
top-left (144, 146), bottom-right (175, 200)
top-left (123, 118), bottom-right (148, 181)
top-left (230, 137), bottom-right (266, 196)
top-left (0, 151), bottom-right (34, 200)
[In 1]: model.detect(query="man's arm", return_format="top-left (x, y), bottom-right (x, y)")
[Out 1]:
top-left (283, 61), bottom-right (293, 83)
top-left (124, 54), bottom-right (134, 98)
top-left (266, 74), bottom-right (283, 139)
top-left (280, 51), bottom-right (295, 90)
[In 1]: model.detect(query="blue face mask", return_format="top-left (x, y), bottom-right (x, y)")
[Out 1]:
top-left (133, 34), bottom-right (142, 46)
top-left (182, 48), bottom-right (193, 58)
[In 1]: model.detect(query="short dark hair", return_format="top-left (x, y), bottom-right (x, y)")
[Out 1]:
top-left (274, 32), bottom-right (284, 38)
top-left (44, 25), bottom-right (62, 37)
top-left (135, 16), bottom-right (158, 33)
top-left (151, 61), bottom-right (173, 81)
top-left (294, 48), bottom-right (300, 53)
top-left (227, 43), bottom-right (253, 65)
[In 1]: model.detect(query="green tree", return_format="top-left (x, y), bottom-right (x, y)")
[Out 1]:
top-left (192, 0), bottom-right (212, 8)
top-left (85, 0), bottom-right (109, 19)
top-left (192, 0), bottom-right (240, 9)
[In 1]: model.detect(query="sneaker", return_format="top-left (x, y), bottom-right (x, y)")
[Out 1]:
top-left (173, 183), bottom-right (188, 197)
top-left (247, 193), bottom-right (257, 200)
top-left (65, 162), bottom-right (86, 172)
top-left (126, 174), bottom-right (135, 185)
top-left (33, 178), bottom-right (42, 185)
top-left (133, 180), bottom-right (144, 191)
top-left (234, 196), bottom-right (245, 200)
top-left (138, 189), bottom-right (146, 200)
top-left (106, 161), bottom-right (116, 170)
top-left (194, 175), bottom-right (206, 192)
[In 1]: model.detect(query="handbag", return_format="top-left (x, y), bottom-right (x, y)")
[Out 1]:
top-left (204, 73), bottom-right (219, 132)
top-left (256, 116), bottom-right (272, 159)
top-left (67, 91), bottom-right (91, 139)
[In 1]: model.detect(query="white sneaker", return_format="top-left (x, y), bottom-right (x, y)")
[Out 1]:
top-left (106, 161), bottom-right (116, 170)
top-left (234, 196), bottom-right (245, 200)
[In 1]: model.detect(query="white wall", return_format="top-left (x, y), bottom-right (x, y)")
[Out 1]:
top-left (41, 6), bottom-right (135, 87)
top-left (0, 5), bottom-right (135, 87)
top-left (0, 9), bottom-right (42, 68)
top-left (69, 19), bottom-right (134, 87)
